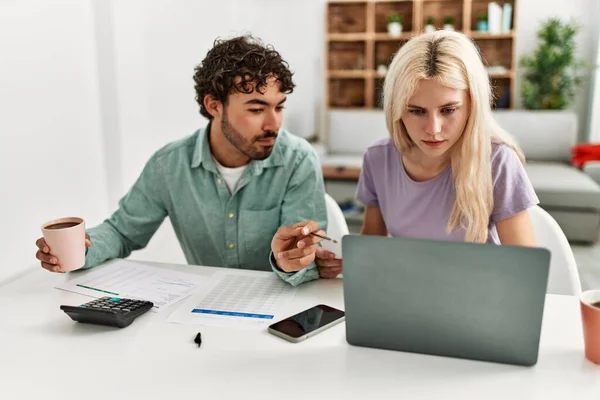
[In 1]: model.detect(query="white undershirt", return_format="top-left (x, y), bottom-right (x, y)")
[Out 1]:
top-left (212, 156), bottom-right (248, 194)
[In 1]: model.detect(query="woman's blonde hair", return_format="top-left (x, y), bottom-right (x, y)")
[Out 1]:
top-left (383, 30), bottom-right (524, 242)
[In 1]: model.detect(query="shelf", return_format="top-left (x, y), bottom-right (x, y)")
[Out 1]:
top-left (488, 71), bottom-right (514, 79)
top-left (422, 0), bottom-right (465, 32)
top-left (375, 1), bottom-right (415, 33)
top-left (327, 33), bottom-right (369, 41)
top-left (373, 32), bottom-right (413, 40)
top-left (469, 31), bottom-right (515, 39)
top-left (490, 76), bottom-right (512, 109)
top-left (474, 38), bottom-right (514, 70)
top-left (374, 77), bottom-right (385, 108)
top-left (374, 70), bottom-right (515, 79)
top-left (328, 31), bottom-right (515, 41)
top-left (329, 30), bottom-right (515, 41)
top-left (328, 2), bottom-right (367, 34)
top-left (328, 70), bottom-right (370, 78)
top-left (322, 166), bottom-right (362, 181)
top-left (374, 40), bottom-right (409, 70)
top-left (329, 78), bottom-right (366, 108)
top-left (328, 41), bottom-right (367, 70)
top-left (471, 0), bottom-right (515, 35)
top-left (325, 0), bottom-right (518, 110)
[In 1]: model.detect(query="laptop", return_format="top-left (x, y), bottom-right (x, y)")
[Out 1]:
top-left (342, 235), bottom-right (551, 366)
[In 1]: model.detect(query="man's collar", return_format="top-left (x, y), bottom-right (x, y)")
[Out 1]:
top-left (190, 123), bottom-right (212, 169)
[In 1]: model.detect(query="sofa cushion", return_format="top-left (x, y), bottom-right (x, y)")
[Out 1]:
top-left (525, 162), bottom-right (600, 211)
top-left (328, 110), bottom-right (388, 154)
top-left (326, 110), bottom-right (579, 163)
top-left (493, 110), bottom-right (577, 163)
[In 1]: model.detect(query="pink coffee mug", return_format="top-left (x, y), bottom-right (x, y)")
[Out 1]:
top-left (41, 217), bottom-right (86, 272)
top-left (580, 289), bottom-right (600, 365)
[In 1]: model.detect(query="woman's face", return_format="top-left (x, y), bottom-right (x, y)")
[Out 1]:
top-left (401, 79), bottom-right (471, 159)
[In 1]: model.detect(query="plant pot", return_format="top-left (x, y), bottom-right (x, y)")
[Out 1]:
top-left (387, 22), bottom-right (402, 37)
top-left (443, 24), bottom-right (455, 31)
top-left (477, 21), bottom-right (488, 32)
top-left (377, 64), bottom-right (388, 76)
top-left (425, 24), bottom-right (436, 33)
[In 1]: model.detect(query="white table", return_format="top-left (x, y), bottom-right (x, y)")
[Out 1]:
top-left (0, 262), bottom-right (598, 399)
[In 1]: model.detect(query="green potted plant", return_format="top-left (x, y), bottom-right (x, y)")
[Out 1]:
top-left (477, 14), bottom-right (488, 32)
top-left (443, 15), bottom-right (456, 31)
top-left (387, 13), bottom-right (403, 37)
top-left (424, 16), bottom-right (435, 33)
top-left (520, 18), bottom-right (587, 109)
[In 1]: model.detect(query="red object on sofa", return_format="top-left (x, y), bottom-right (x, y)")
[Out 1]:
top-left (571, 143), bottom-right (600, 168)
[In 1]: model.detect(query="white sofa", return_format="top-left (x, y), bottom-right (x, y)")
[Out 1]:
top-left (494, 111), bottom-right (600, 243)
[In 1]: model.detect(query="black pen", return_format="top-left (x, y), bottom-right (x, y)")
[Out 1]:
top-left (310, 232), bottom-right (338, 243)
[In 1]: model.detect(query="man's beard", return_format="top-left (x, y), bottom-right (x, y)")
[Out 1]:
top-left (221, 111), bottom-right (278, 161)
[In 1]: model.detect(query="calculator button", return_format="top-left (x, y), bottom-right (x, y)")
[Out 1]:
top-left (123, 309), bottom-right (131, 312)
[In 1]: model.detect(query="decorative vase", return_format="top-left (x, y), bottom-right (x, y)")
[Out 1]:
top-left (387, 22), bottom-right (402, 37)
top-left (425, 24), bottom-right (436, 33)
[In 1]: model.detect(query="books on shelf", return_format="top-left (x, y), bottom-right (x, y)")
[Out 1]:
top-left (488, 2), bottom-right (502, 34)
top-left (486, 65), bottom-right (508, 74)
top-left (502, 3), bottom-right (513, 33)
top-left (487, 2), bottom-right (513, 35)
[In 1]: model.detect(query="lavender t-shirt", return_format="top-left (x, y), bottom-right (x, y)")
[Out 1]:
top-left (356, 138), bottom-right (539, 244)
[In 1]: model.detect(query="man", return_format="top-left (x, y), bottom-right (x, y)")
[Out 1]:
top-left (35, 35), bottom-right (326, 287)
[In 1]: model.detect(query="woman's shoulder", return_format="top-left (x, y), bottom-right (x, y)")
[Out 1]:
top-left (490, 142), bottom-right (526, 181)
top-left (491, 142), bottom-right (522, 165)
top-left (364, 137), bottom-right (398, 158)
top-left (362, 137), bottom-right (401, 170)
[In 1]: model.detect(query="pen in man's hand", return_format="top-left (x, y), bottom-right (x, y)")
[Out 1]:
top-left (310, 232), bottom-right (338, 243)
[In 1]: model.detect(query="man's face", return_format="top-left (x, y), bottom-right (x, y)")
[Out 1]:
top-left (220, 76), bottom-right (286, 160)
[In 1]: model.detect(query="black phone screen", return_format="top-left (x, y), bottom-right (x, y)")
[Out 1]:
top-left (269, 304), bottom-right (345, 338)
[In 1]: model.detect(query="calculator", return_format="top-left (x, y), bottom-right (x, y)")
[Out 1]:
top-left (60, 297), bottom-right (154, 328)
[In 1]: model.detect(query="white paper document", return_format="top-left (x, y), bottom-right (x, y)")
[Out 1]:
top-left (167, 270), bottom-right (297, 330)
top-left (55, 260), bottom-right (207, 312)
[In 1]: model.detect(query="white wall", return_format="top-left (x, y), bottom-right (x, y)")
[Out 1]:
top-left (0, 0), bottom-right (109, 283)
top-left (515, 0), bottom-right (600, 141)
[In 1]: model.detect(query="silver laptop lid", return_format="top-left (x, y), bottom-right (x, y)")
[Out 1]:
top-left (342, 235), bottom-right (550, 366)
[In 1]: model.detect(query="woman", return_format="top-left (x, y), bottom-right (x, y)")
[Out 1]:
top-left (317, 30), bottom-right (538, 278)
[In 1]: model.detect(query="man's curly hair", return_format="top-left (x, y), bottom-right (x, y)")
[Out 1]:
top-left (193, 35), bottom-right (295, 120)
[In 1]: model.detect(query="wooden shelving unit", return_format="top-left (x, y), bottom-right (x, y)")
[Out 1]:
top-left (325, 0), bottom-right (517, 110)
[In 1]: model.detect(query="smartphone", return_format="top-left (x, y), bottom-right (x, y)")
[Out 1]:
top-left (268, 304), bottom-right (345, 343)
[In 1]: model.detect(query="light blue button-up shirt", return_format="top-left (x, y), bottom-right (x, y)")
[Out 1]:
top-left (84, 125), bottom-right (327, 286)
